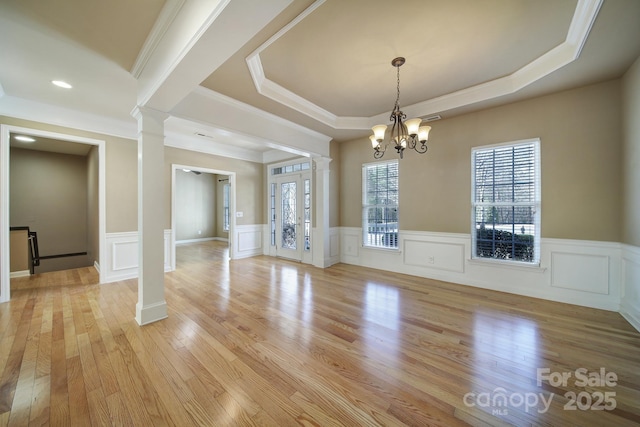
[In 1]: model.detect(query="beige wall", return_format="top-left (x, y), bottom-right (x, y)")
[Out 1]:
top-left (339, 79), bottom-right (623, 242)
top-left (174, 170), bottom-right (217, 241)
top-left (623, 56), bottom-right (640, 247)
top-left (9, 229), bottom-right (29, 272)
top-left (10, 147), bottom-right (92, 272)
top-left (105, 135), bottom-right (137, 232)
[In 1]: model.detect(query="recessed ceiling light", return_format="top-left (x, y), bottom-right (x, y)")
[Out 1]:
top-left (14, 135), bottom-right (36, 142)
top-left (51, 80), bottom-right (72, 89)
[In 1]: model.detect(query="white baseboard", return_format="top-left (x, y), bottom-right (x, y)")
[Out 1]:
top-left (176, 237), bottom-right (228, 245)
top-left (10, 270), bottom-right (29, 278)
top-left (135, 300), bottom-right (168, 325)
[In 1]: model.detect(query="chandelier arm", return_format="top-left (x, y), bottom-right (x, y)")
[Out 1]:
top-left (413, 141), bottom-right (428, 154)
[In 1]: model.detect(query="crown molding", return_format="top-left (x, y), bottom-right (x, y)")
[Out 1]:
top-left (246, 0), bottom-right (603, 130)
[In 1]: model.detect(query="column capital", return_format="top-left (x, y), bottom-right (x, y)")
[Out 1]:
top-left (130, 105), bottom-right (170, 122)
top-left (313, 156), bottom-right (332, 171)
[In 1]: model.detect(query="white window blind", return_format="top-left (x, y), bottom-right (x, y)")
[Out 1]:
top-left (362, 160), bottom-right (399, 249)
top-left (472, 140), bottom-right (541, 263)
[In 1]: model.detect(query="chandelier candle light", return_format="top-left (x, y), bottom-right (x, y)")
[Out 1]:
top-left (370, 57), bottom-right (431, 159)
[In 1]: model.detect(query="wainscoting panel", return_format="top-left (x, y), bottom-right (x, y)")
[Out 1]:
top-left (403, 239), bottom-right (465, 273)
top-left (112, 238), bottom-right (138, 271)
top-left (104, 230), bottom-right (172, 283)
top-left (234, 224), bottom-right (263, 259)
top-left (340, 232), bottom-right (362, 257)
top-left (551, 252), bottom-right (609, 294)
top-left (338, 228), bottom-right (623, 312)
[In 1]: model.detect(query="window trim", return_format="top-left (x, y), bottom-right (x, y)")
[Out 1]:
top-left (362, 159), bottom-right (400, 250)
top-left (471, 138), bottom-right (541, 265)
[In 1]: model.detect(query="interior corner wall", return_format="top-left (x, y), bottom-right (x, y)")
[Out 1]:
top-left (621, 55), bottom-right (640, 332)
top-left (622, 56), bottom-right (640, 247)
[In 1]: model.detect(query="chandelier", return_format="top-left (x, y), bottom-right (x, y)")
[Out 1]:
top-left (370, 57), bottom-right (431, 159)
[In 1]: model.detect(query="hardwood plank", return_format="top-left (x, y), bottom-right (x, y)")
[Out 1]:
top-left (49, 337), bottom-right (70, 426)
top-left (0, 297), bottom-right (35, 415)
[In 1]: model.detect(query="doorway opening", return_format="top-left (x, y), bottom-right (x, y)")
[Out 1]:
top-left (170, 164), bottom-right (236, 270)
top-left (1, 125), bottom-right (106, 303)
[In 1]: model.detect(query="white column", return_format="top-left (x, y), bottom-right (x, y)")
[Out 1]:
top-left (313, 157), bottom-right (332, 268)
top-left (132, 106), bottom-right (168, 325)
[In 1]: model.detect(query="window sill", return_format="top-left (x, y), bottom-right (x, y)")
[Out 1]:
top-left (467, 257), bottom-right (547, 273)
top-left (362, 245), bottom-right (401, 254)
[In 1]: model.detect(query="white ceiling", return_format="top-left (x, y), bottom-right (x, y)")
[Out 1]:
top-left (1, 0), bottom-right (639, 162)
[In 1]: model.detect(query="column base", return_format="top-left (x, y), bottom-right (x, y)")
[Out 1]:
top-left (135, 300), bottom-right (168, 325)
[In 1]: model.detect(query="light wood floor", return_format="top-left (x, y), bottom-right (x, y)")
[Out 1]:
top-left (2, 241), bottom-right (640, 426)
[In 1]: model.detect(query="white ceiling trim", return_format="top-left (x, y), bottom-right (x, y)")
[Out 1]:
top-left (169, 88), bottom-right (329, 158)
top-left (130, 0), bottom-right (186, 78)
top-left (191, 86), bottom-right (331, 143)
top-left (247, 0), bottom-right (603, 130)
top-left (164, 130), bottom-right (263, 163)
top-left (135, 0), bottom-right (230, 109)
top-left (0, 94), bottom-right (137, 140)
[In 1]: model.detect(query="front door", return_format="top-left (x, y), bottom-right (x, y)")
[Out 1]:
top-left (275, 175), bottom-right (303, 261)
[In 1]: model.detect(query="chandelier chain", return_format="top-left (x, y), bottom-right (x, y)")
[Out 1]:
top-left (395, 65), bottom-right (401, 111)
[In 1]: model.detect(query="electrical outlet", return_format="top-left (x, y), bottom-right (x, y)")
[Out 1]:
top-left (427, 256), bottom-right (435, 264)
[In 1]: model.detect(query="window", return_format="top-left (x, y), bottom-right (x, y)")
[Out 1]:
top-left (223, 183), bottom-right (230, 231)
top-left (272, 161), bottom-right (310, 175)
top-left (472, 139), bottom-right (540, 263)
top-left (363, 160), bottom-right (399, 249)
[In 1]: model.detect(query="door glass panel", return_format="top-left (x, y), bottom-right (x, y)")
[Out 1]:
top-left (304, 179), bottom-right (310, 251)
top-left (281, 181), bottom-right (297, 249)
top-left (270, 183), bottom-right (276, 246)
